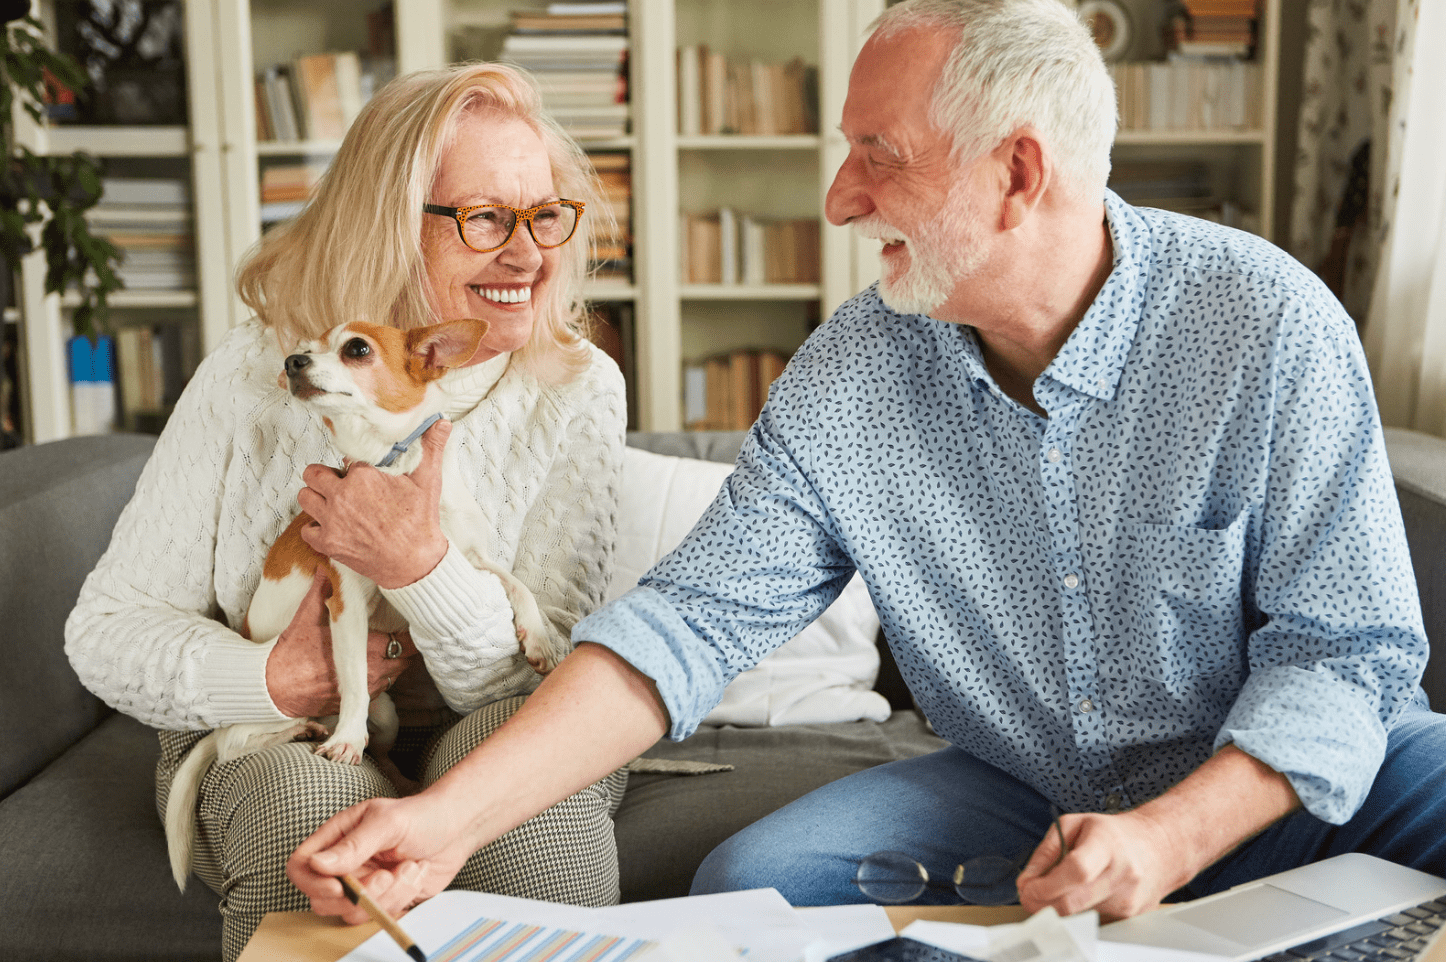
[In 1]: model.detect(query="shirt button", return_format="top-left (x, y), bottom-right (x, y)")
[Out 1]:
top-left (1105, 792), bottom-right (1122, 812)
top-left (1046, 447), bottom-right (1062, 463)
top-left (1079, 698), bottom-right (1094, 712)
top-left (1063, 573), bottom-right (1080, 589)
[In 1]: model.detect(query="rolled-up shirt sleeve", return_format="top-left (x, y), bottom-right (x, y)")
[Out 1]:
top-left (573, 413), bottom-right (856, 740)
top-left (1215, 301), bottom-right (1427, 823)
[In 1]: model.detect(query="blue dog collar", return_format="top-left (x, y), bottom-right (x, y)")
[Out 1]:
top-left (376, 413), bottom-right (445, 468)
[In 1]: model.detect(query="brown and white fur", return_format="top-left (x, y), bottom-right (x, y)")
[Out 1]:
top-left (164, 317), bottom-right (566, 890)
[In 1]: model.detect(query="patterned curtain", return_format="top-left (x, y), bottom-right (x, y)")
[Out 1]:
top-left (1363, 0), bottom-right (1446, 437)
top-left (1288, 0), bottom-right (1397, 323)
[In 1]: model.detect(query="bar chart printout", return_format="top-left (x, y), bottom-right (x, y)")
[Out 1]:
top-left (428, 916), bottom-right (654, 962)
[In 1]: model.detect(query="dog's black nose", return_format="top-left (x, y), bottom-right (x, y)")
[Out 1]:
top-left (284, 354), bottom-right (312, 377)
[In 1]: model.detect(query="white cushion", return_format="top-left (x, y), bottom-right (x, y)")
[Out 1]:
top-left (609, 446), bottom-right (891, 726)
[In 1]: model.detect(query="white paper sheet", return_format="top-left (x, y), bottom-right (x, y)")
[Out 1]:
top-left (341, 888), bottom-right (824, 962)
top-left (902, 918), bottom-right (1231, 962)
top-left (792, 904), bottom-right (898, 959)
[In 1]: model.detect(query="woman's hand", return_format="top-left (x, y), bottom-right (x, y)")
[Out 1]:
top-left (265, 570), bottom-right (419, 718)
top-left (287, 792), bottom-right (479, 922)
top-left (298, 419), bottom-right (452, 590)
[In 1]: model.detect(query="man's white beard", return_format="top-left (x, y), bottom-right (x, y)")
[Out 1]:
top-left (855, 181), bottom-right (985, 316)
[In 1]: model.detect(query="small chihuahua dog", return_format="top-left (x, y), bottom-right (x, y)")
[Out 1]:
top-left (164, 317), bottom-right (565, 890)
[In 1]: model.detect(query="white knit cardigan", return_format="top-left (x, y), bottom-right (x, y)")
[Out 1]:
top-left (65, 319), bottom-right (626, 731)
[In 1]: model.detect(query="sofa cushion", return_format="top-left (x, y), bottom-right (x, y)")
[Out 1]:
top-left (0, 713), bottom-right (220, 961)
top-left (612, 445), bottom-right (891, 727)
top-left (1385, 428), bottom-right (1446, 710)
top-left (614, 710), bottom-right (946, 902)
top-left (0, 434), bottom-right (156, 799)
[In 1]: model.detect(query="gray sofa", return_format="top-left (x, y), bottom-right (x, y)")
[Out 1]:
top-left (0, 429), bottom-right (943, 961)
top-left (2, 428), bottom-right (1444, 960)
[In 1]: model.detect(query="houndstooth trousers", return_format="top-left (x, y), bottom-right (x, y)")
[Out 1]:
top-left (155, 696), bottom-right (628, 962)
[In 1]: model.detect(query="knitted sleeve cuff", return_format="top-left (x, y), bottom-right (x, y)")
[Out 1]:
top-left (382, 542), bottom-right (511, 640)
top-left (198, 636), bottom-right (290, 724)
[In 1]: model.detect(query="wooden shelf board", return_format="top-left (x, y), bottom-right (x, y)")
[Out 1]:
top-left (680, 283), bottom-right (820, 300)
top-left (1114, 129), bottom-right (1267, 146)
top-left (44, 125), bottom-right (190, 156)
top-left (257, 139), bottom-right (343, 157)
top-left (677, 134), bottom-right (820, 150)
top-left (61, 290), bottom-right (198, 310)
top-left (585, 281), bottom-right (638, 301)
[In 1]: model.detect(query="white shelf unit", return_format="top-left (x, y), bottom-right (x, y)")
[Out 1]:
top-left (1107, 0), bottom-right (1280, 239)
top-left (10, 0), bottom-right (1281, 441)
top-left (10, 0), bottom-right (248, 443)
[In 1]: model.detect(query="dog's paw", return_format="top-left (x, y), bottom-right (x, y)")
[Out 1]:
top-left (521, 623), bottom-right (565, 674)
top-left (295, 720), bottom-right (331, 742)
top-left (315, 733), bottom-right (366, 765)
top-left (505, 584), bottom-right (563, 674)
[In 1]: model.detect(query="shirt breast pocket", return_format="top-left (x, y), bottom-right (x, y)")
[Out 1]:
top-left (1118, 510), bottom-right (1250, 696)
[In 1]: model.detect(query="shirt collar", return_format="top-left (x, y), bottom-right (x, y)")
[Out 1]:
top-left (1040, 190), bottom-right (1151, 403)
top-left (945, 190), bottom-right (1150, 404)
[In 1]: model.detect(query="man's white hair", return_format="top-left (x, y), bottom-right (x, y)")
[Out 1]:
top-left (872, 0), bottom-right (1117, 201)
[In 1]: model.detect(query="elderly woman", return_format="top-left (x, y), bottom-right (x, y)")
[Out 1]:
top-left (65, 62), bottom-right (626, 959)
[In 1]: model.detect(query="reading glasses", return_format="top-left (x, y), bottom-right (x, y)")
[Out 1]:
top-left (854, 808), bottom-right (1070, 907)
top-left (423, 200), bottom-right (585, 253)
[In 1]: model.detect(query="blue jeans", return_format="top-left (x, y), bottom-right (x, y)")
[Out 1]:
top-left (689, 704), bottom-right (1446, 905)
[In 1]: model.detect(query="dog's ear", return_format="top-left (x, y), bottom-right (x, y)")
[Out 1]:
top-left (407, 319), bottom-right (490, 373)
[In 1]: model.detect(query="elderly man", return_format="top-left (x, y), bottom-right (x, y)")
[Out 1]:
top-left (289, 0), bottom-right (1446, 921)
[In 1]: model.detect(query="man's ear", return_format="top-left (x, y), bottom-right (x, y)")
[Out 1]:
top-left (998, 127), bottom-right (1049, 231)
top-left (408, 318), bottom-right (489, 373)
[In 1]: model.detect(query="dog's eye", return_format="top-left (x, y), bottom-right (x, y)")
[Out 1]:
top-left (342, 338), bottom-right (371, 360)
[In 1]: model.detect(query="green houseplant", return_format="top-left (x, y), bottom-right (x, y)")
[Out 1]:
top-left (2, 6), bottom-right (122, 339)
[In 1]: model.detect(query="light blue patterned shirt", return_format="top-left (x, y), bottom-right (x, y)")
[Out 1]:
top-left (576, 191), bottom-right (1428, 825)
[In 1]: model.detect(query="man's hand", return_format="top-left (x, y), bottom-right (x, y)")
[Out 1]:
top-left (1016, 745), bottom-right (1301, 920)
top-left (298, 419), bottom-right (452, 590)
top-left (287, 792), bottom-right (478, 922)
top-left (265, 570), bottom-right (418, 718)
top-left (1015, 809), bottom-right (1185, 920)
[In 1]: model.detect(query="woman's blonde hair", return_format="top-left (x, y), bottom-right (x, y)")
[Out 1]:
top-left (236, 62), bottom-right (603, 382)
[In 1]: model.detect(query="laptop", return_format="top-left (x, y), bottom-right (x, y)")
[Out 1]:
top-left (1101, 853), bottom-right (1446, 960)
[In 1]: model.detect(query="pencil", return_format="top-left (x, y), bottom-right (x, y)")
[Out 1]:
top-left (339, 873), bottom-right (427, 962)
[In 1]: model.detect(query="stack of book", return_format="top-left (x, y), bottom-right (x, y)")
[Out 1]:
top-left (501, 2), bottom-right (630, 140)
top-left (91, 177), bottom-right (195, 291)
top-left (1109, 60), bottom-right (1261, 132)
top-left (1109, 160), bottom-right (1257, 232)
top-left (586, 302), bottom-right (636, 426)
top-left (683, 349), bottom-right (789, 431)
top-left (254, 47), bottom-right (395, 143)
top-left (588, 152), bottom-right (632, 284)
top-left (1166, 0), bottom-right (1256, 58)
top-left (680, 210), bottom-right (819, 286)
top-left (113, 322), bottom-right (196, 431)
top-left (259, 160), bottom-right (330, 225)
top-left (676, 46), bottom-right (817, 136)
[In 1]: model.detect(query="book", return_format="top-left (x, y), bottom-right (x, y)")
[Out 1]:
top-left (688, 348), bottom-right (791, 430)
top-left (511, 13), bottom-right (626, 32)
top-left (67, 335), bottom-right (116, 435)
top-left (676, 45), bottom-right (702, 135)
top-left (100, 177), bottom-right (190, 207)
top-left (548, 1), bottom-right (627, 13)
top-left (681, 48), bottom-right (816, 136)
top-left (292, 53), bottom-right (347, 141)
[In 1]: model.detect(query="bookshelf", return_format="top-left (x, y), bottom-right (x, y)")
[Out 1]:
top-left (11, 0), bottom-right (1281, 441)
top-left (1103, 0), bottom-right (1281, 238)
top-left (10, 0), bottom-right (237, 443)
